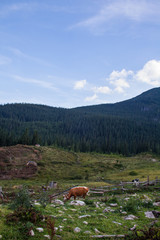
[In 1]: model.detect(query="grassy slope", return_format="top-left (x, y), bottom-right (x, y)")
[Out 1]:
top-left (0, 145), bottom-right (160, 188)
top-left (38, 146), bottom-right (160, 183)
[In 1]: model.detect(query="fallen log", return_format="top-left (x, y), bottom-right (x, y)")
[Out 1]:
top-left (91, 234), bottom-right (126, 238)
top-left (89, 191), bottom-right (104, 195)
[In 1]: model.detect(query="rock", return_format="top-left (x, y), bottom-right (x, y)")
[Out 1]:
top-left (78, 214), bottom-right (91, 219)
top-left (95, 228), bottom-right (100, 233)
top-left (152, 158), bottom-right (157, 162)
top-left (84, 231), bottom-right (91, 234)
top-left (59, 225), bottom-right (64, 229)
top-left (52, 199), bottom-right (64, 205)
top-left (36, 227), bottom-right (44, 232)
top-left (50, 204), bottom-right (56, 207)
top-left (110, 203), bottom-right (118, 207)
top-left (121, 211), bottom-right (127, 215)
top-left (34, 202), bottom-right (41, 206)
top-left (44, 235), bottom-right (51, 239)
top-left (70, 200), bottom-right (86, 206)
top-left (153, 202), bottom-right (160, 206)
top-left (130, 225), bottom-right (137, 231)
top-left (124, 198), bottom-right (130, 201)
top-left (124, 215), bottom-right (138, 220)
top-left (145, 211), bottom-right (155, 219)
top-left (112, 221), bottom-right (122, 225)
top-left (62, 218), bottom-right (67, 222)
top-left (29, 229), bottom-right (35, 236)
top-left (83, 221), bottom-right (88, 225)
top-left (103, 207), bottom-right (111, 213)
top-left (74, 227), bottom-right (81, 233)
top-left (58, 210), bottom-right (64, 214)
top-left (0, 236), bottom-right (2, 239)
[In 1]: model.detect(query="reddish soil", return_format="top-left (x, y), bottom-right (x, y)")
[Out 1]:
top-left (0, 145), bottom-right (41, 179)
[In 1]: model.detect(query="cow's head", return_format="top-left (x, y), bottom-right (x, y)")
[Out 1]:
top-left (63, 194), bottom-right (69, 202)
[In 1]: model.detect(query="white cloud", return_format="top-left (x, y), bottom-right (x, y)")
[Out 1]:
top-left (72, 0), bottom-right (160, 32)
top-left (135, 59), bottom-right (160, 87)
top-left (0, 55), bottom-right (11, 65)
top-left (74, 79), bottom-right (87, 90)
top-left (108, 69), bottom-right (132, 93)
top-left (85, 94), bottom-right (98, 102)
top-left (13, 75), bottom-right (57, 90)
top-left (93, 86), bottom-right (112, 94)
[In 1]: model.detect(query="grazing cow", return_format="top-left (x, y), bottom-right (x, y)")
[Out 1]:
top-left (63, 186), bottom-right (89, 201)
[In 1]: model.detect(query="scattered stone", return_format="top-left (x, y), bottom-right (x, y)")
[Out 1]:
top-left (110, 203), bottom-right (118, 207)
top-left (83, 221), bottom-right (88, 225)
top-left (44, 235), bottom-right (51, 239)
top-left (50, 204), bottom-right (56, 207)
top-left (36, 227), bottom-right (44, 232)
top-left (153, 202), bottom-right (160, 206)
top-left (145, 211), bottom-right (155, 219)
top-left (99, 214), bottom-right (107, 218)
top-left (70, 200), bottom-right (86, 206)
top-left (52, 199), bottom-right (64, 205)
top-left (130, 225), bottom-right (137, 231)
top-left (121, 211), bottom-right (127, 215)
top-left (58, 210), bottom-right (64, 214)
top-left (124, 215), bottom-right (138, 220)
top-left (78, 214), bottom-right (91, 219)
top-left (29, 229), bottom-right (35, 236)
top-left (0, 236), bottom-right (2, 239)
top-left (62, 218), bottom-right (67, 222)
top-left (124, 198), bottom-right (130, 201)
top-left (95, 202), bottom-right (100, 208)
top-left (84, 231), bottom-right (91, 234)
top-left (103, 207), bottom-right (111, 213)
top-left (59, 225), bottom-right (64, 229)
top-left (74, 227), bottom-right (81, 233)
top-left (112, 221), bottom-right (122, 225)
top-left (152, 158), bottom-right (157, 162)
top-left (95, 228), bottom-right (100, 233)
top-left (70, 208), bottom-right (77, 211)
top-left (34, 202), bottom-right (41, 206)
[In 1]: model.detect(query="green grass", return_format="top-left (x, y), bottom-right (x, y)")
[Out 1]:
top-left (0, 146), bottom-right (160, 239)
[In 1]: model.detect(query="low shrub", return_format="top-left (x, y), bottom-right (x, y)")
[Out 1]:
top-left (123, 198), bottom-right (141, 214)
top-left (129, 171), bottom-right (138, 176)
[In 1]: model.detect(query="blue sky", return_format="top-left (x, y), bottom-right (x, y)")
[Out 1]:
top-left (0, 0), bottom-right (160, 108)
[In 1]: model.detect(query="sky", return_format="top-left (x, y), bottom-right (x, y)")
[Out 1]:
top-left (0, 0), bottom-right (160, 108)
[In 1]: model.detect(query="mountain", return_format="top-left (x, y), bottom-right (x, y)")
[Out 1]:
top-left (0, 87), bottom-right (160, 155)
top-left (73, 87), bottom-right (160, 122)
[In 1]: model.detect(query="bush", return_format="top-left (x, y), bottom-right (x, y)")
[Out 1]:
top-left (129, 171), bottom-right (138, 176)
top-left (107, 196), bottom-right (119, 204)
top-left (6, 207), bottom-right (43, 224)
top-left (10, 185), bottom-right (32, 210)
top-left (123, 198), bottom-right (141, 214)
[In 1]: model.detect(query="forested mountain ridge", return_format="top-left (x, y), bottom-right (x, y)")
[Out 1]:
top-left (74, 87), bottom-right (160, 122)
top-left (0, 87), bottom-right (160, 155)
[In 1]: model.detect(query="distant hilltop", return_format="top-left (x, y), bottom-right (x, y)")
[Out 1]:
top-left (0, 87), bottom-right (160, 155)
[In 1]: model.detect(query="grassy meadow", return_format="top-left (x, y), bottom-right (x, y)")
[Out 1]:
top-left (0, 146), bottom-right (160, 239)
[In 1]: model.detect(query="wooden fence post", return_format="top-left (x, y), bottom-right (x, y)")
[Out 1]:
top-left (155, 176), bottom-right (158, 185)
top-left (147, 176), bottom-right (149, 186)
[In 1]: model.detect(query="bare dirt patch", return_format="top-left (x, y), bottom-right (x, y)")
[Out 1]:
top-left (0, 145), bottom-right (41, 179)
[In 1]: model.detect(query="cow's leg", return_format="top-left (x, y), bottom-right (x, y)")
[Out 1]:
top-left (74, 195), bottom-right (76, 200)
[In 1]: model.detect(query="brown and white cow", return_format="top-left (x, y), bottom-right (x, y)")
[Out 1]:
top-left (63, 186), bottom-right (89, 201)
